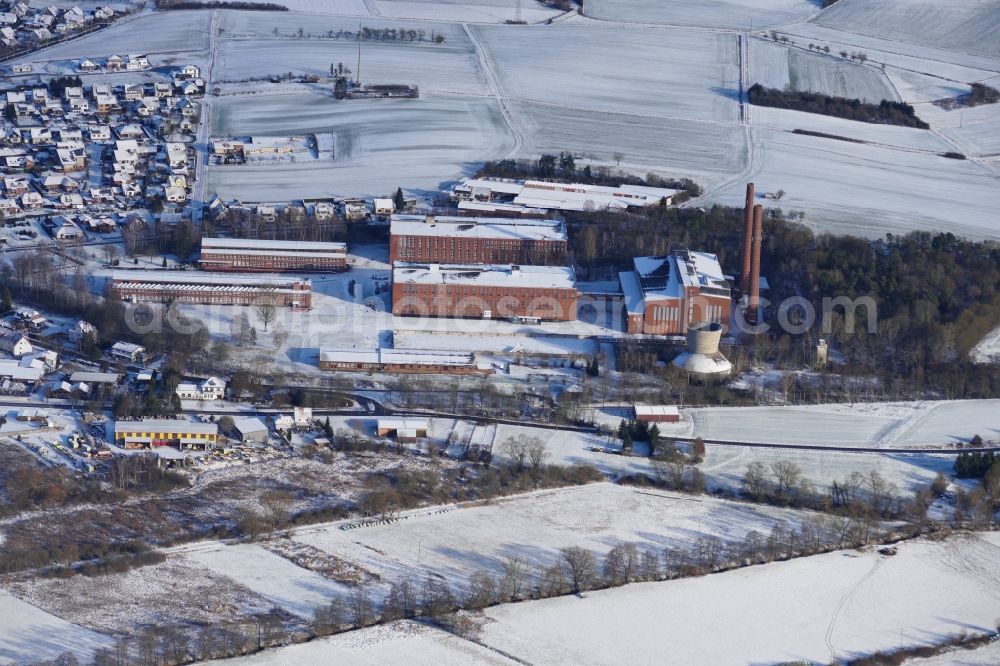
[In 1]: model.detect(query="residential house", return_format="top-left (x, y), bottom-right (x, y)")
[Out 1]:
top-left (109, 341), bottom-right (145, 363)
top-left (0, 329), bottom-right (32, 357)
top-left (175, 376), bottom-right (226, 401)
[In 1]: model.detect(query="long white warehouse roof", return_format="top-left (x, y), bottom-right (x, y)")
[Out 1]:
top-left (391, 215), bottom-right (566, 242)
top-left (111, 271), bottom-right (310, 287)
top-left (393, 263), bottom-right (576, 290)
top-left (201, 237), bottom-right (346, 253)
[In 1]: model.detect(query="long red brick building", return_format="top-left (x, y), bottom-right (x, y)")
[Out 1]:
top-left (389, 215), bottom-right (567, 266)
top-left (392, 263), bottom-right (578, 322)
top-left (111, 271), bottom-right (312, 309)
top-left (198, 237), bottom-right (347, 272)
top-left (619, 245), bottom-right (730, 335)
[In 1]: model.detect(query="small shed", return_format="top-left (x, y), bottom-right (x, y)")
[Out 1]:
top-left (377, 418), bottom-right (428, 443)
top-left (373, 198), bottom-right (394, 217)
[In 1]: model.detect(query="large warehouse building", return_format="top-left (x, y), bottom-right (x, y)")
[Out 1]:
top-left (114, 419), bottom-right (218, 450)
top-left (319, 347), bottom-right (491, 375)
top-left (110, 272), bottom-right (313, 309)
top-left (389, 214), bottom-right (567, 266)
top-left (198, 237), bottom-right (347, 272)
top-left (392, 263), bottom-right (578, 322)
top-left (619, 245), bottom-right (731, 335)
top-left (451, 178), bottom-right (678, 212)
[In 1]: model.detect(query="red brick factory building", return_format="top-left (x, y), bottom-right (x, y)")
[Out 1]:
top-left (392, 263), bottom-right (578, 321)
top-left (389, 214), bottom-right (567, 266)
top-left (198, 237), bottom-right (347, 272)
top-left (110, 272), bottom-right (313, 309)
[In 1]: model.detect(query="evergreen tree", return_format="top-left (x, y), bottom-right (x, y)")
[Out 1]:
top-left (393, 187), bottom-right (406, 211)
top-left (0, 287), bottom-right (11, 313)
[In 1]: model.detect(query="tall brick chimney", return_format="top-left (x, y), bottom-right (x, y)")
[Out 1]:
top-left (749, 204), bottom-right (763, 325)
top-left (740, 182), bottom-right (755, 293)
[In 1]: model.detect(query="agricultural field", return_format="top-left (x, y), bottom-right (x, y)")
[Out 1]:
top-left (207, 92), bottom-right (511, 200)
top-left (713, 127), bottom-right (1000, 240)
top-left (0, 590), bottom-right (114, 665)
top-left (509, 101), bottom-right (748, 177)
top-left (477, 532), bottom-right (1000, 665)
top-left (814, 0), bottom-right (1000, 59)
top-left (215, 39), bottom-right (485, 94)
top-left (211, 620), bottom-right (515, 665)
top-left (581, 0), bottom-right (821, 30)
top-left (473, 24), bottom-right (741, 122)
top-left (750, 39), bottom-right (897, 103)
top-left (293, 483), bottom-right (817, 594)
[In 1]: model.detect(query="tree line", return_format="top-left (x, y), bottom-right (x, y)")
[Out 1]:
top-left (748, 83), bottom-right (929, 128)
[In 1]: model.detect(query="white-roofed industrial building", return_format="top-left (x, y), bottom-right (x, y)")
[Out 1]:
top-left (319, 347), bottom-right (490, 375)
top-left (113, 419), bottom-right (218, 450)
top-left (110, 271), bottom-right (312, 309)
top-left (198, 237), bottom-right (347, 273)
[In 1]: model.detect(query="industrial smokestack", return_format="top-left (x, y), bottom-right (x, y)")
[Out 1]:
top-left (740, 183), bottom-right (755, 293)
top-left (749, 204), bottom-right (763, 325)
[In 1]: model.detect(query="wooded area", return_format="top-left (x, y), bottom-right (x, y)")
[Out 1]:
top-left (748, 83), bottom-right (929, 128)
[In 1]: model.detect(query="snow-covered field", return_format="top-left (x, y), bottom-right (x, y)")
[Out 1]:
top-left (582, 0), bottom-right (821, 30)
top-left (750, 39), bottom-right (896, 102)
top-left (690, 401), bottom-right (1000, 447)
top-left (0, 590), bottom-right (114, 665)
top-left (971, 326), bottom-right (1000, 365)
top-left (183, 543), bottom-right (350, 618)
top-left (475, 24), bottom-right (740, 122)
top-left (814, 0), bottom-right (1000, 59)
top-left (210, 620), bottom-right (515, 665)
top-left (478, 532), bottom-right (1000, 665)
top-left (293, 483), bottom-right (819, 594)
top-left (207, 92), bottom-right (511, 200)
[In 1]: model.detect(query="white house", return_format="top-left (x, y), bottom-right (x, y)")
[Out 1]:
top-left (109, 341), bottom-right (145, 362)
top-left (176, 376), bottom-right (226, 401)
top-left (69, 320), bottom-right (97, 342)
top-left (0, 329), bottom-right (32, 357)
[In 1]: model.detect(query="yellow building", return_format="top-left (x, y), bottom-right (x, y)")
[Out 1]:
top-left (114, 419), bottom-right (218, 450)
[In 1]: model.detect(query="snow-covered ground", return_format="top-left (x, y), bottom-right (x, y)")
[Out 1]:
top-left (582, 0), bottom-right (820, 30)
top-left (0, 589), bottom-right (114, 665)
top-left (182, 543), bottom-right (351, 618)
top-left (689, 401), bottom-right (1000, 448)
top-left (813, 0), bottom-right (1000, 60)
top-left (293, 482), bottom-right (820, 594)
top-left (478, 532), bottom-right (1000, 665)
top-left (209, 620), bottom-right (515, 665)
top-left (750, 38), bottom-right (897, 102)
top-left (971, 326), bottom-right (1000, 365)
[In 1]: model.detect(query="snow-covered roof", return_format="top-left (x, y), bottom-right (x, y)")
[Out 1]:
top-left (393, 263), bottom-right (576, 291)
top-left (320, 347), bottom-right (476, 367)
top-left (233, 416), bottom-right (268, 434)
top-left (200, 237), bottom-right (346, 253)
top-left (114, 419), bottom-right (218, 435)
top-left (0, 360), bottom-right (42, 381)
top-left (111, 271), bottom-right (310, 291)
top-left (455, 178), bottom-right (678, 212)
top-left (634, 405), bottom-right (679, 418)
top-left (69, 371), bottom-right (119, 383)
top-left (390, 215), bottom-right (566, 242)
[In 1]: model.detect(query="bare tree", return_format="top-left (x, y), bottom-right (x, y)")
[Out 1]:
top-left (743, 462), bottom-right (769, 499)
top-left (382, 580), bottom-right (416, 620)
top-left (560, 546), bottom-right (597, 593)
top-left (349, 585), bottom-right (375, 626)
top-left (101, 244), bottom-right (119, 266)
top-left (311, 598), bottom-right (345, 636)
top-left (770, 461), bottom-right (802, 499)
top-left (271, 320), bottom-right (288, 352)
top-left (231, 312), bottom-right (252, 347)
top-left (254, 301), bottom-right (277, 331)
top-left (499, 556), bottom-right (527, 601)
top-left (526, 436), bottom-right (547, 472)
top-left (501, 435), bottom-right (528, 471)
top-left (465, 571), bottom-right (497, 609)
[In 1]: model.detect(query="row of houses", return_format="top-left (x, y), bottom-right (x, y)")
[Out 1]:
top-left (0, 4), bottom-right (116, 53)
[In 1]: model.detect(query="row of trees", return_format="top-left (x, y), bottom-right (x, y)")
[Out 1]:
top-left (748, 83), bottom-right (929, 128)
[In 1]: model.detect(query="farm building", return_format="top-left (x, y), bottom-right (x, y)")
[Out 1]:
top-left (620, 245), bottom-right (731, 336)
top-left (452, 178), bottom-right (678, 212)
top-left (319, 347), bottom-right (491, 375)
top-left (389, 214), bottom-right (567, 266)
top-left (633, 405), bottom-right (680, 423)
top-left (392, 263), bottom-right (578, 322)
top-left (198, 237), bottom-right (347, 273)
top-left (377, 418), bottom-right (428, 442)
top-left (110, 272), bottom-right (312, 309)
top-left (113, 419), bottom-right (218, 450)
top-left (232, 416), bottom-right (268, 444)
